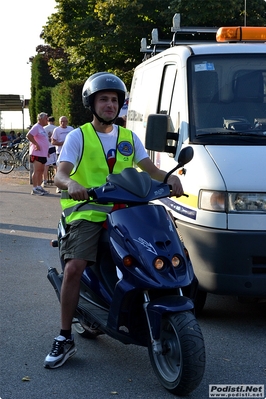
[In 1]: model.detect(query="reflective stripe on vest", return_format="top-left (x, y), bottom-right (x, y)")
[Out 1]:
top-left (60, 123), bottom-right (134, 224)
top-left (62, 202), bottom-right (114, 218)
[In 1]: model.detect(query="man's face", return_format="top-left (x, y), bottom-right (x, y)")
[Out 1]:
top-left (40, 116), bottom-right (48, 126)
top-left (94, 91), bottom-right (119, 122)
top-left (60, 117), bottom-right (68, 128)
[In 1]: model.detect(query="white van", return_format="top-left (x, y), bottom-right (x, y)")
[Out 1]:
top-left (127, 15), bottom-right (266, 305)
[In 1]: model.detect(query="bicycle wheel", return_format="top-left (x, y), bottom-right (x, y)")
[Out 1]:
top-left (22, 150), bottom-right (30, 171)
top-left (0, 150), bottom-right (15, 174)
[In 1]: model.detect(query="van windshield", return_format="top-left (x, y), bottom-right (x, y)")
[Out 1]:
top-left (188, 54), bottom-right (266, 144)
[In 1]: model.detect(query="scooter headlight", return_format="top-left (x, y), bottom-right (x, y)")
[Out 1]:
top-left (172, 256), bottom-right (181, 267)
top-left (154, 256), bottom-right (181, 270)
top-left (154, 258), bottom-right (165, 270)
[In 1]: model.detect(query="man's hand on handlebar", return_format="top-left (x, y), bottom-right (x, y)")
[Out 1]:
top-left (167, 175), bottom-right (184, 198)
top-left (67, 180), bottom-right (89, 201)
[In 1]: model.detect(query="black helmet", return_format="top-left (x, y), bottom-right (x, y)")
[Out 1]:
top-left (82, 72), bottom-right (126, 124)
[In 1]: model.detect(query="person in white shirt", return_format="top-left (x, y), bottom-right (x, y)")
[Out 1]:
top-left (51, 116), bottom-right (73, 156)
top-left (51, 116), bottom-right (73, 192)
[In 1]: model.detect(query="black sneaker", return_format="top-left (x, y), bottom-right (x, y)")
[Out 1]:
top-left (44, 335), bottom-right (76, 368)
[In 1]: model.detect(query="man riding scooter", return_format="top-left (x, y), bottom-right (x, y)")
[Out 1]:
top-left (44, 72), bottom-right (184, 369)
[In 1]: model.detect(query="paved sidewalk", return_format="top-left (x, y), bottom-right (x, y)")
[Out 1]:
top-left (0, 170), bottom-right (62, 230)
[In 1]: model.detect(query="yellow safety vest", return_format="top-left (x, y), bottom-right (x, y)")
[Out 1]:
top-left (60, 123), bottom-right (135, 224)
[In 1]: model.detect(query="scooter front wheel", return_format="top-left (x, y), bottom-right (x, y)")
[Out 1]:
top-left (148, 311), bottom-right (205, 396)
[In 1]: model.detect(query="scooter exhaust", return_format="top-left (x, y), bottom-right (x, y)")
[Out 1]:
top-left (47, 267), bottom-right (62, 301)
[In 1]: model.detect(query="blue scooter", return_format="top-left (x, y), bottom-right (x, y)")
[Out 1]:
top-left (47, 146), bottom-right (205, 396)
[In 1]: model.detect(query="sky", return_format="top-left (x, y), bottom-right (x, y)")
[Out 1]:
top-left (0, 0), bottom-right (57, 131)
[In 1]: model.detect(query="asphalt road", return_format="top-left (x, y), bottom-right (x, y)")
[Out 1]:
top-left (0, 173), bottom-right (265, 399)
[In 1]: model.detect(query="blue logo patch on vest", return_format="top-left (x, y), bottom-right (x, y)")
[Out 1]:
top-left (117, 141), bottom-right (133, 156)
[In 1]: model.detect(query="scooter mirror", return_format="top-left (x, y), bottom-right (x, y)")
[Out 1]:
top-left (177, 146), bottom-right (194, 166)
top-left (163, 146), bottom-right (194, 184)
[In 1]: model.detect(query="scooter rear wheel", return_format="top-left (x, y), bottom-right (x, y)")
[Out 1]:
top-left (148, 311), bottom-right (205, 396)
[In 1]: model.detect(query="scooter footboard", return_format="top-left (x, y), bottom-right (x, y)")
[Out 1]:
top-left (146, 295), bottom-right (194, 340)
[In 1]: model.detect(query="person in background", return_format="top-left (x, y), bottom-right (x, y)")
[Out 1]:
top-left (8, 130), bottom-right (16, 141)
top-left (26, 112), bottom-right (50, 196)
top-left (0, 131), bottom-right (8, 147)
top-left (42, 116), bottom-right (57, 187)
top-left (114, 116), bottom-right (126, 127)
top-left (51, 116), bottom-right (73, 193)
top-left (44, 72), bottom-right (184, 369)
top-left (51, 116), bottom-right (73, 157)
top-left (7, 132), bottom-right (22, 149)
top-left (12, 132), bottom-right (22, 145)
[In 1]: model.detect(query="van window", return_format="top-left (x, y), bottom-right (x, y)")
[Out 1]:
top-left (188, 54), bottom-right (266, 145)
top-left (158, 64), bottom-right (177, 114)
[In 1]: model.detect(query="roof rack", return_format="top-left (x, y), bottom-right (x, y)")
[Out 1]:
top-left (140, 13), bottom-right (218, 60)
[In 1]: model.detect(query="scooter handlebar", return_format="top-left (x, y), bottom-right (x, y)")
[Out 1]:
top-left (168, 184), bottom-right (189, 198)
top-left (87, 188), bottom-right (97, 199)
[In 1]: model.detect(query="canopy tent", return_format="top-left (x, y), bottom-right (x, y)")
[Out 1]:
top-left (0, 94), bottom-right (29, 132)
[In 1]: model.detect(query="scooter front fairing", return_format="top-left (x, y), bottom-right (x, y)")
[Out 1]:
top-left (103, 202), bottom-right (196, 332)
top-left (107, 203), bottom-right (195, 289)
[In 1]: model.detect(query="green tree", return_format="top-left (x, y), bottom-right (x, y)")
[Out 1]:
top-left (29, 54), bottom-right (57, 123)
top-left (41, 0), bottom-right (266, 88)
top-left (51, 81), bottom-right (92, 127)
top-left (41, 0), bottom-right (181, 86)
top-left (167, 0), bottom-right (266, 27)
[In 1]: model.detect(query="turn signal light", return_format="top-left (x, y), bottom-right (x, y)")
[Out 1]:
top-left (216, 27), bottom-right (266, 42)
top-left (123, 256), bottom-right (134, 267)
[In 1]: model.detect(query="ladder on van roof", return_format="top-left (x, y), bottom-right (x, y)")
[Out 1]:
top-left (140, 13), bottom-right (218, 60)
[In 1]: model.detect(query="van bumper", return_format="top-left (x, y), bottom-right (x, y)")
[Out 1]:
top-left (177, 221), bottom-right (266, 297)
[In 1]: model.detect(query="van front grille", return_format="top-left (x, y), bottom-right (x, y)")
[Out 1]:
top-left (252, 256), bottom-right (266, 274)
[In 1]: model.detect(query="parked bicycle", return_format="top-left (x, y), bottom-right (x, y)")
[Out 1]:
top-left (0, 139), bottom-right (30, 174)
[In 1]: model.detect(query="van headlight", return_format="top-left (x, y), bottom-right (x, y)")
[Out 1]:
top-left (199, 190), bottom-right (226, 211)
top-left (199, 191), bottom-right (266, 213)
top-left (228, 193), bottom-right (266, 212)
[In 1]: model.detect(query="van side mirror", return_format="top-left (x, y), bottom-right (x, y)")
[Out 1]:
top-left (145, 114), bottom-right (178, 155)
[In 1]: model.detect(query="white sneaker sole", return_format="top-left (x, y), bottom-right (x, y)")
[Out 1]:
top-left (44, 347), bottom-right (77, 369)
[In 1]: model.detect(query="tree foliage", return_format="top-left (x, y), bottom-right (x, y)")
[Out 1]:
top-left (51, 81), bottom-right (92, 127)
top-left (168, 0), bottom-right (266, 27)
top-left (33, 0), bottom-right (266, 123)
top-left (29, 54), bottom-right (57, 123)
top-left (41, 0), bottom-right (266, 87)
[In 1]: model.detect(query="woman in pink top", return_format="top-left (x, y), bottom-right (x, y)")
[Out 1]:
top-left (26, 112), bottom-right (50, 196)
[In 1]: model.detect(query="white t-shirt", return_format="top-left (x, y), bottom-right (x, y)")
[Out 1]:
top-left (58, 124), bottom-right (148, 170)
top-left (52, 125), bottom-right (74, 154)
top-left (44, 123), bottom-right (57, 137)
top-left (44, 123), bottom-right (57, 165)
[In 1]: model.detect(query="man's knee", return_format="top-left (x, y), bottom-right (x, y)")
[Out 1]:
top-left (64, 259), bottom-right (87, 280)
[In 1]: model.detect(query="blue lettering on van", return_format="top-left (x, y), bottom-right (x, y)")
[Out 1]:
top-left (159, 198), bottom-right (197, 220)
